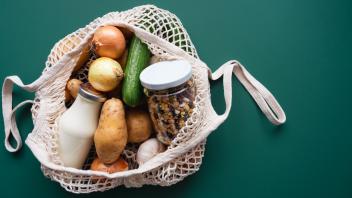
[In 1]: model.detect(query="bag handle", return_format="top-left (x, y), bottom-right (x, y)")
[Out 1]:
top-left (2, 76), bottom-right (40, 152)
top-left (209, 60), bottom-right (286, 125)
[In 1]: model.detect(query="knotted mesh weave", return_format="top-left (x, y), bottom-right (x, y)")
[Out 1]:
top-left (2, 4), bottom-right (286, 194)
top-left (26, 5), bottom-right (217, 193)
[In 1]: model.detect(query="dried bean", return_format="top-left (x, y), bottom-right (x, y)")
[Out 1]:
top-left (146, 79), bottom-right (196, 145)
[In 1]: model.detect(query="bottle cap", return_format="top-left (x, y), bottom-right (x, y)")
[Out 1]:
top-left (78, 83), bottom-right (106, 102)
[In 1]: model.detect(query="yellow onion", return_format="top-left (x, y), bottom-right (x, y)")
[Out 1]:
top-left (92, 26), bottom-right (126, 59)
top-left (88, 57), bottom-right (124, 92)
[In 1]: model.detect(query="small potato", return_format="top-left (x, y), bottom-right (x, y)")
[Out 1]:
top-left (126, 108), bottom-right (153, 143)
top-left (58, 35), bottom-right (91, 73)
top-left (64, 87), bottom-right (72, 103)
top-left (90, 157), bottom-right (128, 173)
top-left (73, 43), bottom-right (91, 72)
top-left (66, 79), bottom-right (83, 98)
top-left (58, 35), bottom-right (79, 56)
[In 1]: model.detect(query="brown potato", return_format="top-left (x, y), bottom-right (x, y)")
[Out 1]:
top-left (58, 35), bottom-right (79, 56)
top-left (90, 157), bottom-right (128, 173)
top-left (58, 35), bottom-right (91, 73)
top-left (66, 79), bottom-right (83, 98)
top-left (64, 86), bottom-right (72, 103)
top-left (73, 43), bottom-right (91, 72)
top-left (126, 108), bottom-right (153, 143)
top-left (94, 98), bottom-right (128, 164)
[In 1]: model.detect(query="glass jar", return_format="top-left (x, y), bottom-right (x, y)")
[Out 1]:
top-left (140, 60), bottom-right (196, 145)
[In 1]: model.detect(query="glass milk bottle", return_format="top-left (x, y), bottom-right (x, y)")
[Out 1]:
top-left (58, 83), bottom-right (106, 169)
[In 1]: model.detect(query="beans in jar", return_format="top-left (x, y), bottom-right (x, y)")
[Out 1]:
top-left (140, 60), bottom-right (196, 145)
top-left (146, 79), bottom-right (196, 144)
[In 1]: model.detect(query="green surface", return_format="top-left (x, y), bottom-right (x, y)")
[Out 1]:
top-left (0, 0), bottom-right (351, 197)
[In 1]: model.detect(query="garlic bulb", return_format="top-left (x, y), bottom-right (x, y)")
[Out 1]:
top-left (137, 138), bottom-right (166, 166)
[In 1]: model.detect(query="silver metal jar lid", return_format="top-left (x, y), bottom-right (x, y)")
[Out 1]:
top-left (78, 83), bottom-right (106, 102)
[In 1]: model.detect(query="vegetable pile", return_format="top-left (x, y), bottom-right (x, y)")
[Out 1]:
top-left (64, 26), bottom-right (165, 174)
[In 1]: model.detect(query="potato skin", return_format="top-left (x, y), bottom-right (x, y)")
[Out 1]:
top-left (66, 79), bottom-right (82, 98)
top-left (126, 109), bottom-right (153, 143)
top-left (64, 87), bottom-right (73, 103)
top-left (94, 98), bottom-right (128, 164)
top-left (73, 43), bottom-right (91, 72)
top-left (90, 157), bottom-right (128, 173)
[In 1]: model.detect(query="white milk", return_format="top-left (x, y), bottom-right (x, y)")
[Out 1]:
top-left (58, 85), bottom-right (105, 169)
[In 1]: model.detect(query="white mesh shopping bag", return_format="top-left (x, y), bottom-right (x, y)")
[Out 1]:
top-left (1, 5), bottom-right (286, 193)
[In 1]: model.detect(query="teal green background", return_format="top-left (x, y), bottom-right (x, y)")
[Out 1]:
top-left (1, 0), bottom-right (351, 197)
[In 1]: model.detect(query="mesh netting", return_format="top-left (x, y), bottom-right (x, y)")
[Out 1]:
top-left (26, 5), bottom-right (216, 193)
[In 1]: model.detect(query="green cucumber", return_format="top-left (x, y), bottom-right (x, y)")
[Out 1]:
top-left (122, 36), bottom-right (151, 107)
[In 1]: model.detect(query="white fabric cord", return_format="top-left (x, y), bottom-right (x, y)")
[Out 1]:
top-left (2, 76), bottom-right (38, 152)
top-left (209, 60), bottom-right (286, 125)
top-left (7, 100), bottom-right (34, 152)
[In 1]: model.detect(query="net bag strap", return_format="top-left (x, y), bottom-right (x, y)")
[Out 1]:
top-left (2, 76), bottom-right (40, 152)
top-left (209, 60), bottom-right (286, 125)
